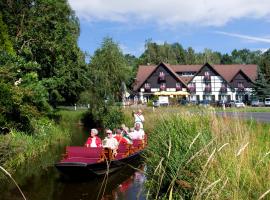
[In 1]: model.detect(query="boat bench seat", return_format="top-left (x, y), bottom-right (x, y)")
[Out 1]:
top-left (64, 147), bottom-right (105, 162)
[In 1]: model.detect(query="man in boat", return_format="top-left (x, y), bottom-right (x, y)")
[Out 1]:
top-left (133, 109), bottom-right (144, 129)
top-left (85, 128), bottom-right (102, 147)
top-left (129, 123), bottom-right (145, 140)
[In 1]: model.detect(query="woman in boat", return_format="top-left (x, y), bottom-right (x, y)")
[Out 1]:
top-left (85, 128), bottom-right (102, 147)
top-left (103, 129), bottom-right (119, 150)
top-left (114, 129), bottom-right (131, 145)
top-left (129, 123), bottom-right (145, 140)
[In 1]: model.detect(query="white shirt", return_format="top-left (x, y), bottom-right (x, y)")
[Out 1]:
top-left (129, 129), bottom-right (145, 140)
top-left (103, 137), bottom-right (119, 150)
top-left (90, 137), bottom-right (97, 147)
top-left (134, 113), bottom-right (145, 128)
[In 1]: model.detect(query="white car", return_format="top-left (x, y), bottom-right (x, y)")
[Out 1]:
top-left (265, 98), bottom-right (270, 107)
top-left (235, 101), bottom-right (245, 108)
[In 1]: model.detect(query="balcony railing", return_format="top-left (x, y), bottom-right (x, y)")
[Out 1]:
top-left (237, 86), bottom-right (245, 92)
top-left (188, 86), bottom-right (196, 93)
top-left (176, 85), bottom-right (182, 91)
top-left (160, 85), bottom-right (166, 91)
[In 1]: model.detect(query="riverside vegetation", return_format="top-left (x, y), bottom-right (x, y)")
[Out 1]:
top-left (0, 110), bottom-right (83, 178)
top-left (123, 107), bottom-right (270, 200)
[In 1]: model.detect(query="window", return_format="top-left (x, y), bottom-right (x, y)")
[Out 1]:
top-left (204, 71), bottom-right (210, 81)
top-left (237, 82), bottom-right (244, 88)
top-left (144, 83), bottom-right (151, 90)
top-left (159, 71), bottom-right (165, 80)
top-left (160, 83), bottom-right (166, 91)
top-left (176, 83), bottom-right (182, 91)
top-left (188, 83), bottom-right (196, 92)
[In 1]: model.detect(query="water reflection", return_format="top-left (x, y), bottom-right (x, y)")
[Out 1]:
top-left (53, 164), bottom-right (146, 200)
top-left (0, 125), bottom-right (146, 200)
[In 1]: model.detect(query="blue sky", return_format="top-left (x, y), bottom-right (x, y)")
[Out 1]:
top-left (68, 0), bottom-right (270, 57)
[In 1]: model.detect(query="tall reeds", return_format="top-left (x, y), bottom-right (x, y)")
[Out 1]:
top-left (137, 107), bottom-right (270, 200)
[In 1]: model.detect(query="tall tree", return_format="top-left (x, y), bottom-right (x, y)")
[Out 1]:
top-left (0, 0), bottom-right (87, 105)
top-left (88, 37), bottom-right (131, 106)
top-left (185, 47), bottom-right (196, 64)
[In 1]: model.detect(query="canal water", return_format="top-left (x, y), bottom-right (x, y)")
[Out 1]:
top-left (0, 124), bottom-right (146, 200)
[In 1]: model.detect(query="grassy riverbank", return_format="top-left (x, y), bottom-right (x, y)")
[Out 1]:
top-left (124, 107), bottom-right (270, 199)
top-left (0, 110), bottom-right (84, 175)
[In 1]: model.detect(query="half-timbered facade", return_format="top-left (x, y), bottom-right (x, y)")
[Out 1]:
top-left (133, 62), bottom-right (257, 103)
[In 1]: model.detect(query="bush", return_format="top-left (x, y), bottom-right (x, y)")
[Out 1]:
top-left (82, 106), bottom-right (124, 130)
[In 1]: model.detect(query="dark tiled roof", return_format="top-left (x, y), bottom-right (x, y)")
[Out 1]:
top-left (133, 63), bottom-right (257, 91)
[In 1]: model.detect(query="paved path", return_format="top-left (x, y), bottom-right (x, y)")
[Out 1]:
top-left (217, 112), bottom-right (270, 122)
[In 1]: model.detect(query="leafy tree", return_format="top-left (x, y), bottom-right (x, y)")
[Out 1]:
top-left (0, 14), bottom-right (14, 54)
top-left (0, 0), bottom-right (87, 105)
top-left (171, 43), bottom-right (186, 64)
top-left (221, 53), bottom-right (233, 64)
top-left (82, 37), bottom-right (130, 128)
top-left (185, 47), bottom-right (196, 64)
top-left (253, 68), bottom-right (270, 99)
top-left (260, 49), bottom-right (270, 81)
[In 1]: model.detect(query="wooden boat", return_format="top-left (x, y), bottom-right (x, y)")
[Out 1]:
top-left (55, 138), bottom-right (146, 178)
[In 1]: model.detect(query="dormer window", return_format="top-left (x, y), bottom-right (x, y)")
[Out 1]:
top-left (176, 83), bottom-right (182, 91)
top-left (237, 82), bottom-right (244, 92)
top-left (204, 71), bottom-right (210, 81)
top-left (159, 72), bottom-right (165, 81)
top-left (160, 83), bottom-right (166, 91)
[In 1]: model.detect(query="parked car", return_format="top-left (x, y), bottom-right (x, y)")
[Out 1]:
top-left (217, 100), bottom-right (230, 107)
top-left (199, 100), bottom-right (210, 106)
top-left (265, 98), bottom-right (270, 106)
top-left (234, 100), bottom-right (245, 108)
top-left (251, 100), bottom-right (264, 107)
top-left (251, 100), bottom-right (259, 107)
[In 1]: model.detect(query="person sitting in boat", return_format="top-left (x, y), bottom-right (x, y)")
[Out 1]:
top-left (85, 128), bottom-right (102, 148)
top-left (129, 123), bottom-right (145, 140)
top-left (114, 129), bottom-right (131, 145)
top-left (103, 129), bottom-right (119, 150)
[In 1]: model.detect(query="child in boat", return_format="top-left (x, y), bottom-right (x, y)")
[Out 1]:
top-left (85, 128), bottom-right (102, 147)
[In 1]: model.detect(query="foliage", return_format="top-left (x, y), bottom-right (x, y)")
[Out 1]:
top-left (0, 52), bottom-right (51, 131)
top-left (81, 37), bottom-right (131, 128)
top-left (0, 0), bottom-right (87, 105)
top-left (0, 14), bottom-right (14, 54)
top-left (140, 107), bottom-right (270, 200)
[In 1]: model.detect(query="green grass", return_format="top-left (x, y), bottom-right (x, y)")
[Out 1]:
top-left (130, 107), bottom-right (270, 200)
top-left (215, 106), bottom-right (270, 112)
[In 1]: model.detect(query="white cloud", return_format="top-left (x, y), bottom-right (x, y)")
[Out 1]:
top-left (68, 0), bottom-right (270, 26)
top-left (215, 31), bottom-right (270, 43)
